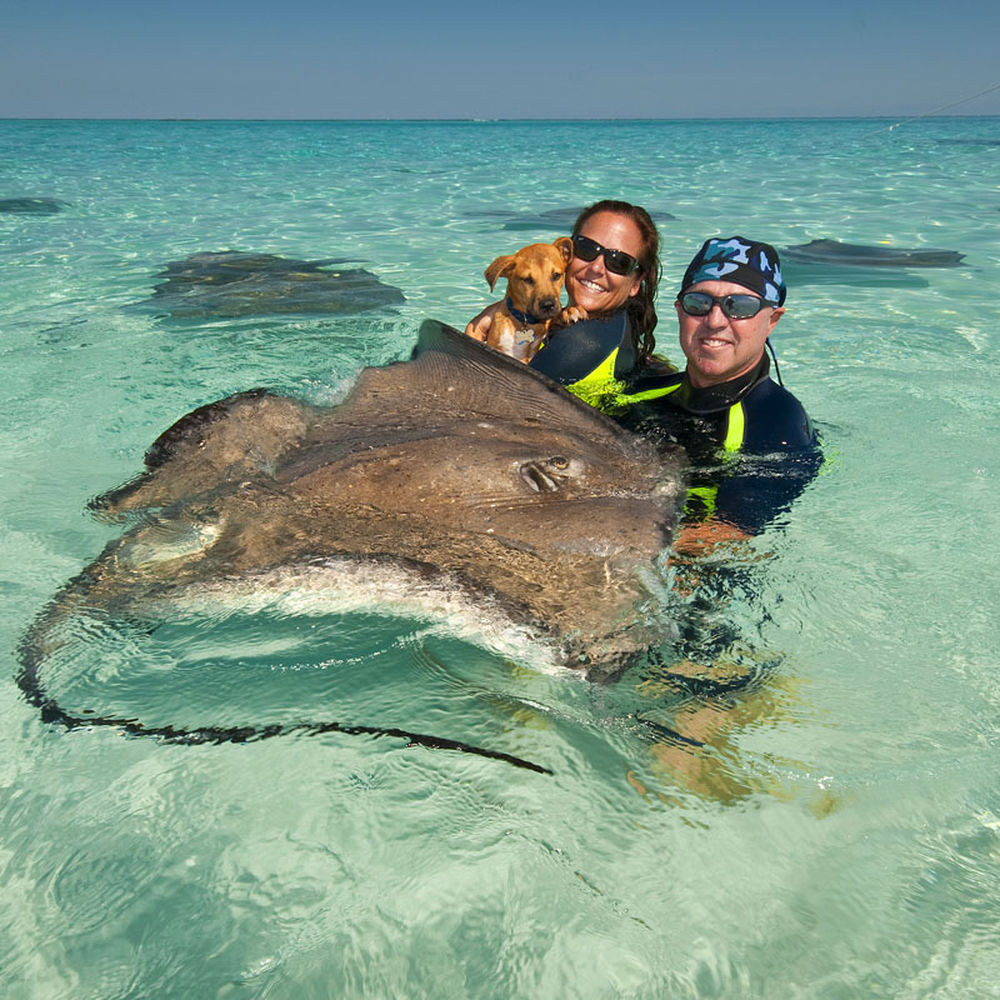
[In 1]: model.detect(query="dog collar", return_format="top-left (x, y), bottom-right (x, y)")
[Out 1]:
top-left (506, 297), bottom-right (539, 326)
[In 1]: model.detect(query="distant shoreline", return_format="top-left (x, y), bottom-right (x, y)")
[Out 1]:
top-left (3, 114), bottom-right (1000, 123)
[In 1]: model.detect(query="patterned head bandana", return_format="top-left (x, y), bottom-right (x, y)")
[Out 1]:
top-left (680, 236), bottom-right (786, 306)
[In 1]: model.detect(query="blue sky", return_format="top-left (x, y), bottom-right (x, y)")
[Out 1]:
top-left (2, 0), bottom-right (999, 119)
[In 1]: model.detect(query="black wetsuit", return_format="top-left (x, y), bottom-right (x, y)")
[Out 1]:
top-left (617, 353), bottom-right (821, 535)
top-left (608, 353), bottom-right (822, 697)
top-left (529, 311), bottom-right (639, 408)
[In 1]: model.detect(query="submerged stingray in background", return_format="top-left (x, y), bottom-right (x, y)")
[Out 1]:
top-left (783, 238), bottom-right (965, 268)
top-left (936, 138), bottom-right (1000, 147)
top-left (19, 321), bottom-right (686, 768)
top-left (464, 205), bottom-right (677, 231)
top-left (0, 197), bottom-right (67, 214)
top-left (132, 250), bottom-right (406, 318)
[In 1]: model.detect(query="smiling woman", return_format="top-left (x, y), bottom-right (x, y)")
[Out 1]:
top-left (565, 211), bottom-right (644, 313)
top-left (467, 200), bottom-right (665, 411)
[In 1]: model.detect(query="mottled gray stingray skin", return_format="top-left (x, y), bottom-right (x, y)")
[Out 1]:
top-left (133, 250), bottom-right (406, 318)
top-left (69, 320), bottom-right (686, 671)
top-left (783, 238), bottom-right (965, 268)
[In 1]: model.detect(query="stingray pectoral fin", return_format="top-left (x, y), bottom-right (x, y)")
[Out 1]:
top-left (143, 389), bottom-right (315, 472)
top-left (411, 320), bottom-right (641, 444)
top-left (89, 471), bottom-right (158, 519)
top-left (91, 389), bottom-right (317, 514)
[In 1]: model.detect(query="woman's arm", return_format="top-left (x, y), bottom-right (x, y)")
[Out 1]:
top-left (465, 301), bottom-right (502, 341)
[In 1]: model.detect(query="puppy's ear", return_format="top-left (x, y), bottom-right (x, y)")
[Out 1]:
top-left (553, 236), bottom-right (574, 264)
top-left (484, 255), bottom-right (515, 292)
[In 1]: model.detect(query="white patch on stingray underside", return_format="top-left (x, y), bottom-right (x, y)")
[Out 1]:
top-left (145, 556), bottom-right (567, 674)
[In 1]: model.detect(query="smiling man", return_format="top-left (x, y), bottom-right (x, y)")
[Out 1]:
top-left (615, 238), bottom-right (822, 785)
top-left (618, 236), bottom-right (820, 542)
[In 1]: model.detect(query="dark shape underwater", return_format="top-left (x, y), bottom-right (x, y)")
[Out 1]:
top-left (133, 251), bottom-right (406, 318)
top-left (0, 197), bottom-right (67, 214)
top-left (464, 205), bottom-right (677, 232)
top-left (19, 321), bottom-right (687, 770)
top-left (783, 238), bottom-right (965, 268)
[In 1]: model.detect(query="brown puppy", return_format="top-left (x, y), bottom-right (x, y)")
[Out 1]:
top-left (482, 237), bottom-right (579, 362)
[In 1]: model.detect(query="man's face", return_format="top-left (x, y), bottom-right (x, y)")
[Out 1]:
top-left (675, 280), bottom-right (784, 387)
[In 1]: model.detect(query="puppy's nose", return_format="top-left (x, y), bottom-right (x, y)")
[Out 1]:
top-left (537, 298), bottom-right (558, 317)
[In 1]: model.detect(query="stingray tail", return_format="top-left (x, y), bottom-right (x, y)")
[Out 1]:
top-left (15, 584), bottom-right (553, 776)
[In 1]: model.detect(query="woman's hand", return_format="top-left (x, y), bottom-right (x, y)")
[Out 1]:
top-left (465, 301), bottom-right (502, 341)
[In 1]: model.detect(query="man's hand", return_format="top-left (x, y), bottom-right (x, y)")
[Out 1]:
top-left (671, 519), bottom-right (752, 558)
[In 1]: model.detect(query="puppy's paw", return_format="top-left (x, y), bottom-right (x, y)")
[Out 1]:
top-left (554, 305), bottom-right (589, 327)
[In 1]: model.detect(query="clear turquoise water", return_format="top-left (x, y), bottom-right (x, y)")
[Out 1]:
top-left (2, 118), bottom-right (1000, 998)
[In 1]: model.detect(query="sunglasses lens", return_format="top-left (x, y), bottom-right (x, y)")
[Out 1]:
top-left (604, 250), bottom-right (638, 276)
top-left (572, 235), bottom-right (600, 262)
top-left (725, 294), bottom-right (765, 318)
top-left (572, 235), bottom-right (639, 276)
top-left (681, 292), bottom-right (713, 315)
top-left (681, 292), bottom-right (767, 318)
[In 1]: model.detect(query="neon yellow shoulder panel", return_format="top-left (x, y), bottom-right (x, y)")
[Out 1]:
top-left (565, 347), bottom-right (628, 412)
top-left (615, 381), bottom-right (681, 405)
top-left (722, 401), bottom-right (745, 453)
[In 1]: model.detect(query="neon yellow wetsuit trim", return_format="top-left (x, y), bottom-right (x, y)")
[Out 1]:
top-left (614, 381), bottom-right (746, 518)
top-left (565, 347), bottom-right (628, 412)
top-left (616, 381), bottom-right (747, 453)
top-left (616, 381), bottom-right (680, 405)
top-left (722, 401), bottom-right (745, 453)
top-left (531, 313), bottom-right (638, 414)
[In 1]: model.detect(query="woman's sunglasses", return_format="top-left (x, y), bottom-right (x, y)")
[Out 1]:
top-left (679, 290), bottom-right (776, 320)
top-left (571, 234), bottom-right (641, 277)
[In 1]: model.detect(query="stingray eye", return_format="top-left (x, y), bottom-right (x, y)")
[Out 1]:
top-left (550, 456), bottom-right (569, 470)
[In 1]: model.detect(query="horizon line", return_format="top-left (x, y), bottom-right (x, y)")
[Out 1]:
top-left (2, 113), bottom-right (999, 124)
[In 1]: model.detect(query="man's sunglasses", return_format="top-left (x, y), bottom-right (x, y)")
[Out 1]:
top-left (571, 234), bottom-right (641, 276)
top-left (679, 290), bottom-right (776, 320)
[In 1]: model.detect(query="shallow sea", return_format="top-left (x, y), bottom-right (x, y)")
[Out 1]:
top-left (2, 118), bottom-right (999, 998)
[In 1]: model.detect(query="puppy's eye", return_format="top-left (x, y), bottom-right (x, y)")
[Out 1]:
top-left (522, 275), bottom-right (535, 285)
top-left (552, 271), bottom-right (562, 281)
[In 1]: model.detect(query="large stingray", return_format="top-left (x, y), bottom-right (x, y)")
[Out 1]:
top-left (19, 321), bottom-right (686, 768)
top-left (132, 250), bottom-right (406, 318)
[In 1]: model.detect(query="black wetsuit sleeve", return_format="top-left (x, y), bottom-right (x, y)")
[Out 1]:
top-left (740, 379), bottom-right (816, 453)
top-left (715, 380), bottom-right (821, 534)
top-left (529, 312), bottom-right (634, 385)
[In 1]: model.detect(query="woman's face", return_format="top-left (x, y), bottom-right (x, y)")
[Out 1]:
top-left (566, 211), bottom-right (645, 313)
